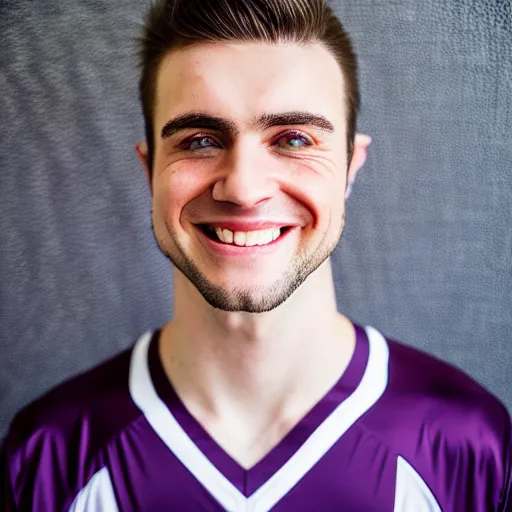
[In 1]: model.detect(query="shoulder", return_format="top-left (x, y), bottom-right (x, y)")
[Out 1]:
top-left (363, 327), bottom-right (511, 509)
top-left (1, 333), bottom-right (150, 510)
top-left (383, 332), bottom-right (510, 439)
top-left (8, 341), bottom-right (140, 452)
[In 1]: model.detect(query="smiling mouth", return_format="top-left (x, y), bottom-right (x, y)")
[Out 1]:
top-left (199, 225), bottom-right (292, 247)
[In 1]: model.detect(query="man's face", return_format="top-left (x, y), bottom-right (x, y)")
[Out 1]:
top-left (150, 41), bottom-right (348, 313)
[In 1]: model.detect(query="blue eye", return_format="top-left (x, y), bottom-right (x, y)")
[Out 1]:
top-left (276, 132), bottom-right (312, 150)
top-left (182, 136), bottom-right (219, 151)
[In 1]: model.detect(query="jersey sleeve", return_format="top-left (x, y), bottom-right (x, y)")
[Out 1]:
top-left (403, 391), bottom-right (512, 511)
top-left (1, 434), bottom-right (19, 511)
top-left (0, 432), bottom-right (20, 512)
top-left (0, 412), bottom-right (75, 512)
top-left (499, 415), bottom-right (512, 512)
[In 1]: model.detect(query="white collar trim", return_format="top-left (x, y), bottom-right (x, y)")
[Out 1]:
top-left (129, 326), bottom-right (389, 512)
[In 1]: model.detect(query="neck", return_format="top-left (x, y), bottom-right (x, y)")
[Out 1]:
top-left (159, 259), bottom-right (355, 423)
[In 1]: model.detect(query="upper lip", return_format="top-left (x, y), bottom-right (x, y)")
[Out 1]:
top-left (197, 221), bottom-right (297, 232)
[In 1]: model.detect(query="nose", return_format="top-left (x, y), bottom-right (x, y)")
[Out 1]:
top-left (211, 143), bottom-right (279, 208)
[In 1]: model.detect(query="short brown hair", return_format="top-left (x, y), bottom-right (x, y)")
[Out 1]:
top-left (138, 0), bottom-right (359, 170)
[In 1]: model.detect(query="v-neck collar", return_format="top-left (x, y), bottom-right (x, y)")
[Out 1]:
top-left (129, 324), bottom-right (389, 511)
top-left (147, 324), bottom-right (369, 495)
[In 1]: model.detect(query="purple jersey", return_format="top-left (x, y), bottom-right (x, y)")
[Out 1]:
top-left (1, 324), bottom-right (511, 511)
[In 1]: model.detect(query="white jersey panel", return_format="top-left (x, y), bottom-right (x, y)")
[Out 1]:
top-left (394, 456), bottom-right (442, 512)
top-left (68, 467), bottom-right (119, 512)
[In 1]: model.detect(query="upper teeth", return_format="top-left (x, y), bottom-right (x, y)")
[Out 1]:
top-left (213, 227), bottom-right (281, 246)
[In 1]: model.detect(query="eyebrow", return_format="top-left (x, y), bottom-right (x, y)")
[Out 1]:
top-left (256, 112), bottom-right (334, 133)
top-left (160, 111), bottom-right (335, 140)
top-left (161, 113), bottom-right (237, 139)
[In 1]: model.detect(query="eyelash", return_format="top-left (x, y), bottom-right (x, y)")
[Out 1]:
top-left (178, 130), bottom-right (314, 151)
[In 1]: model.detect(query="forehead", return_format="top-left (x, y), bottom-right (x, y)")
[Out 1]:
top-left (154, 41), bottom-right (346, 129)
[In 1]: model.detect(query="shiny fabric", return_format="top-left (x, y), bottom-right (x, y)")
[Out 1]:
top-left (1, 325), bottom-right (510, 511)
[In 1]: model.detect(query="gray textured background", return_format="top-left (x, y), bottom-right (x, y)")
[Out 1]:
top-left (0, 0), bottom-right (510, 438)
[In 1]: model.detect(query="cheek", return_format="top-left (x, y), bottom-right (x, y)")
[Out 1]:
top-left (153, 164), bottom-right (205, 221)
top-left (290, 161), bottom-right (346, 222)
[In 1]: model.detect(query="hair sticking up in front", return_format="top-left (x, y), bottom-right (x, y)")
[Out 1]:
top-left (138, 0), bottom-right (359, 171)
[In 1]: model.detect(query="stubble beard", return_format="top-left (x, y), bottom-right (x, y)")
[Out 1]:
top-left (155, 215), bottom-right (344, 313)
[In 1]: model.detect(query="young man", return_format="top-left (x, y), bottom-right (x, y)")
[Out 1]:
top-left (1, 0), bottom-right (511, 510)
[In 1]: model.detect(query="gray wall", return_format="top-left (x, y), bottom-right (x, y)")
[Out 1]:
top-left (0, 0), bottom-right (510, 437)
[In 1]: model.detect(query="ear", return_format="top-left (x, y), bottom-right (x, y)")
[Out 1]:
top-left (135, 141), bottom-right (152, 193)
top-left (345, 133), bottom-right (372, 199)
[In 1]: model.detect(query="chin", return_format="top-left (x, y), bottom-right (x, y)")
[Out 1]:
top-left (196, 273), bottom-right (308, 313)
top-left (202, 292), bottom-right (291, 314)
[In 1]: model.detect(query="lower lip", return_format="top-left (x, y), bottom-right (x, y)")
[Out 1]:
top-left (196, 226), bottom-right (296, 257)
